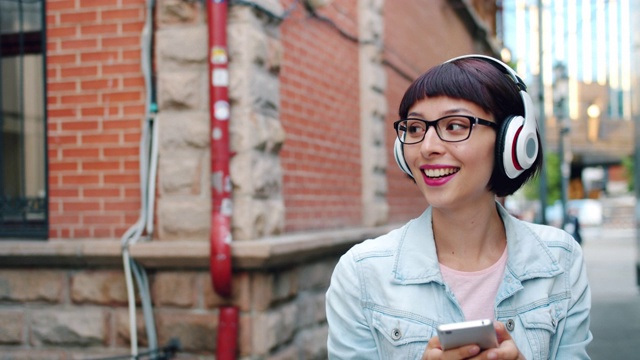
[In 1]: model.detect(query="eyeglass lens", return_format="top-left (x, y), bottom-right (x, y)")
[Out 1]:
top-left (397, 116), bottom-right (473, 144)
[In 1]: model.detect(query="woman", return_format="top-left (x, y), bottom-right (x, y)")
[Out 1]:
top-left (325, 55), bottom-right (592, 359)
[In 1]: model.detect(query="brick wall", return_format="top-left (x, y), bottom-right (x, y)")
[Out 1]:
top-left (47, 0), bottom-right (147, 239)
top-left (280, 0), bottom-right (363, 232)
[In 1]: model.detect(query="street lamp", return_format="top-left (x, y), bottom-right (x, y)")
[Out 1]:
top-left (553, 63), bottom-right (570, 227)
top-left (587, 104), bottom-right (601, 142)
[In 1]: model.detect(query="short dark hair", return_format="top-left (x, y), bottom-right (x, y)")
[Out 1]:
top-left (398, 57), bottom-right (543, 197)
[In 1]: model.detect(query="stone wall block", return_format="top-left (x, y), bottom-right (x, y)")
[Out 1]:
top-left (229, 15), bottom-right (268, 67)
top-left (152, 271), bottom-right (197, 307)
top-left (157, 71), bottom-right (205, 111)
top-left (156, 0), bottom-right (204, 26)
top-left (159, 153), bottom-right (204, 195)
top-left (157, 198), bottom-right (210, 241)
top-left (295, 292), bottom-right (326, 329)
top-left (156, 26), bottom-right (207, 71)
top-left (265, 115), bottom-right (286, 154)
top-left (252, 70), bottom-right (280, 116)
top-left (70, 271), bottom-right (128, 305)
top-left (251, 270), bottom-right (297, 312)
top-left (295, 325), bottom-right (329, 360)
top-left (203, 272), bottom-right (251, 311)
top-left (0, 309), bottom-right (24, 344)
top-left (0, 270), bottom-right (64, 303)
top-left (158, 112), bottom-right (210, 150)
top-left (232, 197), bottom-right (285, 240)
top-left (30, 309), bottom-right (106, 346)
top-left (114, 309), bottom-right (149, 347)
top-left (297, 260), bottom-right (335, 291)
top-left (252, 302), bottom-right (297, 354)
top-left (232, 195), bottom-right (258, 240)
top-left (156, 310), bottom-right (217, 352)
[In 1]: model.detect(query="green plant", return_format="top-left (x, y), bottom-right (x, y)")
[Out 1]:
top-left (522, 152), bottom-right (561, 206)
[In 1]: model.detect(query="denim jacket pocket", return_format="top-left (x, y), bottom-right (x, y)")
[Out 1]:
top-left (518, 304), bottom-right (566, 359)
top-left (371, 310), bottom-right (433, 360)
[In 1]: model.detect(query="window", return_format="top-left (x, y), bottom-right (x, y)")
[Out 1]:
top-left (0, 0), bottom-right (47, 238)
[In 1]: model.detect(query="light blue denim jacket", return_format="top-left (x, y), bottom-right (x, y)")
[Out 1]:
top-left (326, 204), bottom-right (592, 359)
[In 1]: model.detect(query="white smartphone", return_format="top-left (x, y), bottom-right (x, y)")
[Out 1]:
top-left (436, 319), bottom-right (498, 351)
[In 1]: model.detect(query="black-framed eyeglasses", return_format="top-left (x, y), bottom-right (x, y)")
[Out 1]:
top-left (393, 115), bottom-right (497, 144)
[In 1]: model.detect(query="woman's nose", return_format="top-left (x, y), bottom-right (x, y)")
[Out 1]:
top-left (419, 127), bottom-right (444, 155)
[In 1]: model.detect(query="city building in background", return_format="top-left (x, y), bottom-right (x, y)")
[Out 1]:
top-left (498, 0), bottom-right (637, 199)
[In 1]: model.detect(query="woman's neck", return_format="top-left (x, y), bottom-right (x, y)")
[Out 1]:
top-left (432, 200), bottom-right (507, 271)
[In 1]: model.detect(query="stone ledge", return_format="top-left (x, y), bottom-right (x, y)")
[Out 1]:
top-left (0, 225), bottom-right (397, 270)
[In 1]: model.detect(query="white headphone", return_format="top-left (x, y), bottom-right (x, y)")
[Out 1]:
top-left (393, 54), bottom-right (539, 180)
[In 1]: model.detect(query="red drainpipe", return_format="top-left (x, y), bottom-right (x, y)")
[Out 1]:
top-left (208, 0), bottom-right (238, 359)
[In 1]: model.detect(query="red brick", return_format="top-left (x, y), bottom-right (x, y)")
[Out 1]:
top-left (62, 201), bottom-right (101, 212)
top-left (103, 90), bottom-right (141, 102)
top-left (49, 188), bottom-right (80, 198)
top-left (102, 8), bottom-right (142, 21)
top-left (104, 200), bottom-right (141, 212)
top-left (81, 106), bottom-right (119, 117)
top-left (79, 0), bottom-right (119, 8)
top-left (81, 50), bottom-right (120, 63)
top-left (60, 10), bottom-right (98, 24)
top-left (60, 65), bottom-right (99, 78)
top-left (104, 119), bottom-right (141, 131)
top-left (83, 215), bottom-right (123, 225)
top-left (48, 107), bottom-right (77, 118)
top-left (60, 120), bottom-right (99, 131)
top-left (80, 23), bottom-right (118, 36)
top-left (82, 160), bottom-right (120, 171)
top-left (122, 49), bottom-right (141, 61)
top-left (49, 161), bottom-right (78, 172)
top-left (83, 187), bottom-right (121, 198)
top-left (81, 79), bottom-right (111, 91)
top-left (47, 0), bottom-right (76, 11)
top-left (104, 174), bottom-right (138, 185)
top-left (48, 81), bottom-right (77, 92)
top-left (103, 146), bottom-right (138, 157)
top-left (81, 133), bottom-right (120, 145)
top-left (60, 94), bottom-right (98, 105)
top-left (49, 135), bottom-right (78, 146)
top-left (60, 38), bottom-right (98, 51)
top-left (102, 63), bottom-right (142, 76)
top-left (48, 53), bottom-right (77, 65)
top-left (61, 174), bottom-right (100, 185)
top-left (61, 148), bottom-right (100, 158)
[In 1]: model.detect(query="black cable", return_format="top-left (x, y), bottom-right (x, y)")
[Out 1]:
top-left (83, 339), bottom-right (181, 360)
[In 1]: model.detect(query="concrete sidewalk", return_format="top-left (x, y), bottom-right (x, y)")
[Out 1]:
top-left (581, 227), bottom-right (640, 359)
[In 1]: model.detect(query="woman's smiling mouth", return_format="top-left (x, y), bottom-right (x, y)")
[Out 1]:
top-left (422, 167), bottom-right (460, 178)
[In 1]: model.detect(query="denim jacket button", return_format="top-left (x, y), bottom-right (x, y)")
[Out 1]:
top-left (506, 319), bottom-right (515, 331)
top-left (551, 319), bottom-right (557, 327)
top-left (391, 328), bottom-right (402, 341)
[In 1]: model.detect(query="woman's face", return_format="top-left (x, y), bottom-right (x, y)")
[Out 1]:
top-left (402, 96), bottom-right (497, 210)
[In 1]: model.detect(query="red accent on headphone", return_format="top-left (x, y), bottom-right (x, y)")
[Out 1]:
top-left (512, 125), bottom-right (524, 171)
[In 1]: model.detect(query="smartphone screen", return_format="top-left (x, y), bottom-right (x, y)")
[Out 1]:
top-left (436, 319), bottom-right (498, 351)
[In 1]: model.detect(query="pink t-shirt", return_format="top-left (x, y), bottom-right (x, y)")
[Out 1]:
top-left (439, 248), bottom-right (508, 320)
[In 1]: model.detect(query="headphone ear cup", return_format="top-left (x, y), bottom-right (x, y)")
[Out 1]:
top-left (496, 115), bottom-right (526, 179)
top-left (394, 138), bottom-right (414, 178)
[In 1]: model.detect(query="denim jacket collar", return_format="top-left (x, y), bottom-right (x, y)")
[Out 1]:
top-left (391, 203), bottom-right (563, 285)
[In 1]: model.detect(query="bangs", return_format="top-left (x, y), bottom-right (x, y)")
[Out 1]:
top-left (398, 60), bottom-right (520, 122)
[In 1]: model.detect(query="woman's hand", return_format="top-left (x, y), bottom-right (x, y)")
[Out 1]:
top-left (421, 321), bottom-right (526, 360)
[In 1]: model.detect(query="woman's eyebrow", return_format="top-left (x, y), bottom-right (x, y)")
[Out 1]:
top-left (407, 108), bottom-right (470, 118)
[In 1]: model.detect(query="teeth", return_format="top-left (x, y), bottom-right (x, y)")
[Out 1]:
top-left (423, 168), bottom-right (458, 178)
